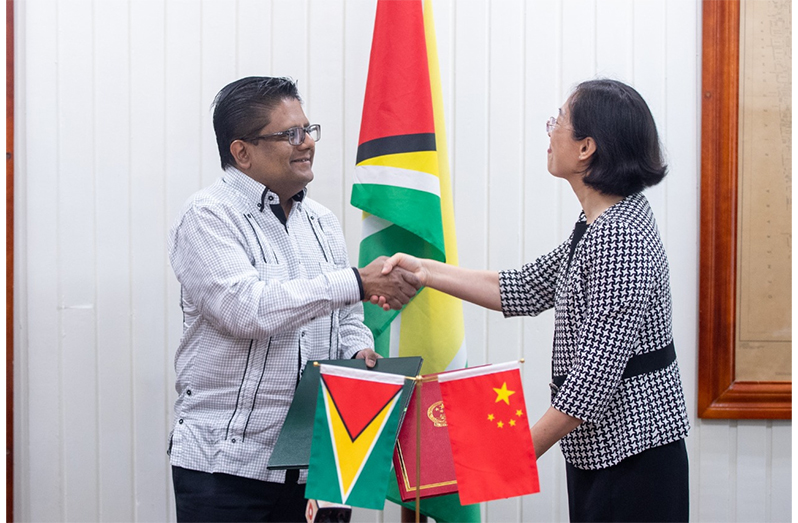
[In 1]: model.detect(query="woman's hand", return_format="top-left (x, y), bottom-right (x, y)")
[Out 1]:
top-left (381, 253), bottom-right (428, 285)
top-left (368, 253), bottom-right (428, 311)
top-left (369, 253), bottom-right (503, 312)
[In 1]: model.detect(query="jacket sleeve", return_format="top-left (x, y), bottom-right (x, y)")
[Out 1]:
top-left (498, 239), bottom-right (569, 317)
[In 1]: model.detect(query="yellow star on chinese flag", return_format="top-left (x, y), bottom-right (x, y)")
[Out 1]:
top-left (509, 419), bottom-right (517, 427)
top-left (493, 382), bottom-right (516, 405)
top-left (488, 414), bottom-right (495, 421)
top-left (497, 421), bottom-right (504, 428)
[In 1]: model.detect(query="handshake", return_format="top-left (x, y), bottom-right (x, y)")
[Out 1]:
top-left (357, 254), bottom-right (426, 311)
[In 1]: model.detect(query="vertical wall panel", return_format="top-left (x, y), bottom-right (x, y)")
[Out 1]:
top-left (736, 422), bottom-right (769, 521)
top-left (23, 0), bottom-right (62, 519)
top-left (632, 0), bottom-right (668, 219)
top-left (485, 4), bottom-right (524, 519)
top-left (130, 1), bottom-right (169, 520)
top-left (237, 0), bottom-right (273, 78)
top-left (452, 0), bottom-right (489, 367)
top-left (698, 421), bottom-right (734, 521)
top-left (165, 0), bottom-right (203, 369)
top-left (769, 423), bottom-right (792, 522)
top-left (14, 1), bottom-right (792, 522)
top-left (200, 0), bottom-right (237, 187)
top-left (272, 0), bottom-right (309, 81)
top-left (341, 0), bottom-right (376, 259)
top-left (94, 0), bottom-right (135, 520)
top-left (307, 0), bottom-right (346, 218)
top-left (595, 0), bottom-right (633, 79)
top-left (57, 0), bottom-right (100, 521)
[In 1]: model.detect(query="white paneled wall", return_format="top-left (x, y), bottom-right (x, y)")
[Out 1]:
top-left (13, 0), bottom-right (791, 522)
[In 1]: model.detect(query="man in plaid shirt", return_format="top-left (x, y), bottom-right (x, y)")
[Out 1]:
top-left (167, 76), bottom-right (420, 522)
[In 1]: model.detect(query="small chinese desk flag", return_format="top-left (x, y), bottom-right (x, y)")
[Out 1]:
top-left (437, 361), bottom-right (540, 505)
top-left (306, 364), bottom-right (407, 510)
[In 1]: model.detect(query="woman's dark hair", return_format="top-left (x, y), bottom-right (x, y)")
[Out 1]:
top-left (568, 79), bottom-right (667, 196)
top-left (212, 76), bottom-right (302, 170)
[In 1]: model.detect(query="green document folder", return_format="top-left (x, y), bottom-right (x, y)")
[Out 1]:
top-left (268, 356), bottom-right (423, 470)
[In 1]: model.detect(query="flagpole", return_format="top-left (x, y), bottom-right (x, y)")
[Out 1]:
top-left (414, 376), bottom-right (422, 523)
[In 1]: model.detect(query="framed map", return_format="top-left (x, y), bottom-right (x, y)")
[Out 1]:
top-left (697, 0), bottom-right (791, 419)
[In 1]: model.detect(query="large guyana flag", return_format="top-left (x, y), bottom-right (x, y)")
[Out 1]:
top-left (305, 365), bottom-right (407, 509)
top-left (351, 0), bottom-right (479, 520)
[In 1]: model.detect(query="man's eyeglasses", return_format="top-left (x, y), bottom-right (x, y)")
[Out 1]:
top-left (249, 124), bottom-right (321, 146)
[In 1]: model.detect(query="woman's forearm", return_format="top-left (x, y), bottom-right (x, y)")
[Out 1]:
top-left (420, 259), bottom-right (503, 311)
top-left (530, 406), bottom-right (583, 459)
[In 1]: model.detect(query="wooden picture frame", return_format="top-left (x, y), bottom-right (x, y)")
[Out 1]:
top-left (697, 0), bottom-right (791, 419)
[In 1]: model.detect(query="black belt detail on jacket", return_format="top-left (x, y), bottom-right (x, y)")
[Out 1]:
top-left (551, 341), bottom-right (676, 392)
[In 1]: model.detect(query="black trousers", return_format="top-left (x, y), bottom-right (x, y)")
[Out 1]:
top-left (172, 466), bottom-right (307, 523)
top-left (566, 439), bottom-right (689, 522)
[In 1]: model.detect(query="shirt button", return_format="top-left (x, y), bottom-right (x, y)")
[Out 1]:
top-left (268, 195), bottom-right (274, 201)
top-left (186, 390), bottom-right (192, 396)
top-left (178, 419), bottom-right (183, 424)
top-left (301, 331), bottom-right (306, 337)
top-left (231, 438), bottom-right (237, 443)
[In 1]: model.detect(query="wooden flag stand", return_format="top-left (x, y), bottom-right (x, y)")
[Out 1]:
top-left (414, 377), bottom-right (423, 523)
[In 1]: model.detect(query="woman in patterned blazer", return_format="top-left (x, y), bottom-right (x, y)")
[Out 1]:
top-left (376, 79), bottom-right (690, 522)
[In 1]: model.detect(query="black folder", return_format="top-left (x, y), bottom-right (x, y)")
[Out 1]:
top-left (267, 356), bottom-right (423, 470)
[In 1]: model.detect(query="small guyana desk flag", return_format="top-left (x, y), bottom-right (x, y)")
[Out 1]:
top-left (438, 361), bottom-right (540, 505)
top-left (305, 365), bottom-right (407, 510)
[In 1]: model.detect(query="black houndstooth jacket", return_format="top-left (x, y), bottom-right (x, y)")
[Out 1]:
top-left (499, 193), bottom-right (689, 469)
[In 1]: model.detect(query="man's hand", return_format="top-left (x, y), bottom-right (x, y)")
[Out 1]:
top-left (358, 256), bottom-right (421, 310)
top-left (367, 253), bottom-right (428, 311)
top-left (355, 348), bottom-right (381, 368)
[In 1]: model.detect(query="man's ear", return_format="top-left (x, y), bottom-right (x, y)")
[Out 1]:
top-left (230, 140), bottom-right (251, 170)
top-left (578, 137), bottom-right (596, 161)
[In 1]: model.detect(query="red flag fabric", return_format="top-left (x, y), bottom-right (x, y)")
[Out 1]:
top-left (358, 0), bottom-right (434, 145)
top-left (437, 361), bottom-right (540, 505)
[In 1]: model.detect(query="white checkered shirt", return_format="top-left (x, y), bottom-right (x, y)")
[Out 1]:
top-left (167, 167), bottom-right (373, 483)
top-left (499, 193), bottom-right (689, 469)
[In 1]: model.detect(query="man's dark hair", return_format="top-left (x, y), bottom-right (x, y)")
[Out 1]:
top-left (212, 76), bottom-right (302, 170)
top-left (569, 79), bottom-right (667, 196)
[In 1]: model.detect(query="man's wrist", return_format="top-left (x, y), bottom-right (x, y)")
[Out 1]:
top-left (352, 267), bottom-right (365, 300)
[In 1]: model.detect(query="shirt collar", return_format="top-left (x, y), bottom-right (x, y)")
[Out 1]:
top-left (222, 166), bottom-right (307, 218)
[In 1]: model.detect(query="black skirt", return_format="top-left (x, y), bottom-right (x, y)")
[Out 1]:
top-left (566, 439), bottom-right (689, 522)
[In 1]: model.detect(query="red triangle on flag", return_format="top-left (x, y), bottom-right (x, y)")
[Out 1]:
top-left (322, 374), bottom-right (403, 441)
